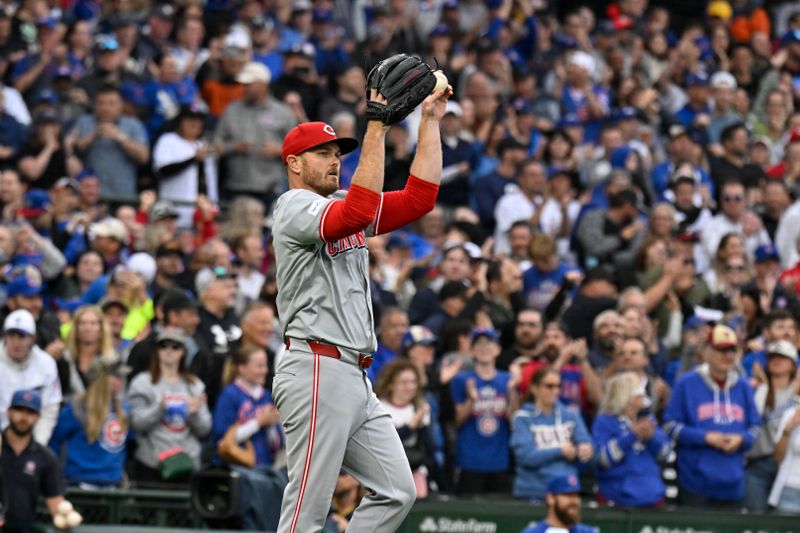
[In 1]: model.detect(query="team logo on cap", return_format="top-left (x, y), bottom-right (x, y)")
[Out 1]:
top-left (322, 124), bottom-right (336, 136)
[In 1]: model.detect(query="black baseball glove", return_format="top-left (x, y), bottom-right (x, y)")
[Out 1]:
top-left (365, 54), bottom-right (437, 125)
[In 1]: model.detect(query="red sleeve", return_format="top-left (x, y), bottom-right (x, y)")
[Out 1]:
top-left (372, 175), bottom-right (439, 236)
top-left (319, 184), bottom-right (381, 242)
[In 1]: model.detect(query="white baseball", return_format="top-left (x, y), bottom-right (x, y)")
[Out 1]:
top-left (57, 500), bottom-right (74, 516)
top-left (53, 514), bottom-right (68, 529)
top-left (66, 510), bottom-right (83, 527)
top-left (433, 70), bottom-right (448, 92)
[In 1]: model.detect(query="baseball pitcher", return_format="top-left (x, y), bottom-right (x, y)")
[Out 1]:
top-left (271, 55), bottom-right (452, 532)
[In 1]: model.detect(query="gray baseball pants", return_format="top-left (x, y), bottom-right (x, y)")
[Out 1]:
top-left (273, 340), bottom-right (416, 533)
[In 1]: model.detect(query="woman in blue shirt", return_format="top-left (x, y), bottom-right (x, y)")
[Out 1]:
top-left (592, 371), bottom-right (670, 507)
top-left (49, 355), bottom-right (131, 488)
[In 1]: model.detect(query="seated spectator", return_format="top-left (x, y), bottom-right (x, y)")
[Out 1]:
top-left (0, 390), bottom-right (66, 532)
top-left (59, 305), bottom-right (116, 398)
top-left (376, 358), bottom-right (437, 498)
top-left (212, 345), bottom-right (285, 531)
top-left (746, 340), bottom-right (798, 511)
top-left (770, 390), bottom-right (800, 513)
top-left (0, 310), bottom-right (62, 445)
top-left (128, 327), bottom-right (212, 486)
top-left (451, 328), bottom-right (512, 495)
top-left (510, 367), bottom-right (593, 502)
top-left (664, 324), bottom-right (761, 508)
top-left (49, 355), bottom-right (131, 487)
top-left (593, 372), bottom-right (670, 507)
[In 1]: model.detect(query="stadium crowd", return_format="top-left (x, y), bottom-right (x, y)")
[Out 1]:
top-left (2, 0), bottom-right (800, 531)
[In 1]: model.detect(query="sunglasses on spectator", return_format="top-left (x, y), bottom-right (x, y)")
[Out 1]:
top-left (725, 264), bottom-right (746, 272)
top-left (722, 195), bottom-right (744, 203)
top-left (157, 340), bottom-right (183, 350)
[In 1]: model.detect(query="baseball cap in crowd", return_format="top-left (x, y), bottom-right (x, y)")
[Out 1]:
top-left (401, 325), bottom-right (437, 352)
top-left (782, 29), bottom-right (800, 46)
top-left (3, 309), bottom-right (37, 336)
top-left (150, 199), bottom-right (179, 222)
top-left (558, 113), bottom-right (582, 128)
top-left (767, 340), bottom-right (798, 363)
top-left (613, 106), bottom-right (639, 122)
top-left (156, 327), bottom-right (188, 349)
top-left (19, 189), bottom-right (52, 218)
top-left (100, 298), bottom-right (129, 313)
top-left (462, 241), bottom-right (483, 262)
top-left (120, 82), bottom-right (146, 106)
top-left (6, 270), bottom-right (44, 298)
top-left (710, 71), bottom-right (737, 90)
top-left (470, 327), bottom-right (499, 345)
top-left (708, 324), bottom-right (738, 350)
top-left (430, 24), bottom-right (451, 38)
top-left (386, 233), bottom-right (413, 252)
top-left (54, 177), bottom-right (80, 192)
top-left (706, 0), bottom-right (733, 21)
top-left (754, 243), bottom-right (780, 263)
top-left (237, 62), bottom-right (271, 84)
top-left (195, 265), bottom-right (236, 294)
top-left (151, 3), bottom-right (175, 19)
top-left (156, 241), bottom-right (183, 259)
top-left (87, 355), bottom-right (132, 382)
top-left (36, 16), bottom-right (57, 29)
top-left (685, 71), bottom-right (709, 87)
top-left (126, 253), bottom-right (157, 284)
top-left (567, 50), bottom-right (596, 76)
top-left (89, 217), bottom-right (129, 242)
top-left (10, 389), bottom-right (41, 413)
top-left (95, 35), bottom-right (120, 52)
top-left (444, 100), bottom-right (463, 117)
top-left (281, 122), bottom-right (359, 164)
top-left (548, 475), bottom-right (581, 495)
top-left (683, 315), bottom-right (706, 332)
top-left (34, 89), bottom-right (59, 105)
top-left (75, 168), bottom-right (97, 182)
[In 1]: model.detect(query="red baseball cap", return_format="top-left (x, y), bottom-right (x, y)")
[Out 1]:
top-left (281, 121), bottom-right (359, 164)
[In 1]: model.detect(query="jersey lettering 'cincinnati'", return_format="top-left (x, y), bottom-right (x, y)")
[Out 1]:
top-left (272, 188), bottom-right (378, 354)
top-left (326, 231), bottom-right (367, 257)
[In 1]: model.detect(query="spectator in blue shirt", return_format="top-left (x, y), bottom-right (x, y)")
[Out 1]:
top-left (593, 371), bottom-right (670, 507)
top-left (451, 328), bottom-right (512, 495)
top-left (0, 91), bottom-right (28, 165)
top-left (473, 137), bottom-right (527, 234)
top-left (49, 355), bottom-right (131, 487)
top-left (519, 475), bottom-right (599, 533)
top-left (510, 367), bottom-right (593, 502)
top-left (143, 54), bottom-right (199, 137)
top-left (674, 72), bottom-right (711, 128)
top-left (664, 324), bottom-right (761, 507)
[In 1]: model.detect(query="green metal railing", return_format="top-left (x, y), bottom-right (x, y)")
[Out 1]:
top-left (35, 489), bottom-right (800, 532)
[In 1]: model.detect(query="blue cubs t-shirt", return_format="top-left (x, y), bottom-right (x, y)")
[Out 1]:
top-left (451, 369), bottom-right (511, 472)
top-left (523, 263), bottom-right (578, 312)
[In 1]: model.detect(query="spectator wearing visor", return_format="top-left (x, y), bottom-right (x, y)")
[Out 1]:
top-left (0, 310), bottom-right (62, 445)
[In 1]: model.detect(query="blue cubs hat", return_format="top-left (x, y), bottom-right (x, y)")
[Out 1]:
top-left (548, 474), bottom-right (580, 495)
top-left (401, 326), bottom-right (437, 352)
top-left (10, 389), bottom-right (42, 413)
top-left (470, 327), bottom-right (499, 345)
top-left (754, 243), bottom-right (780, 263)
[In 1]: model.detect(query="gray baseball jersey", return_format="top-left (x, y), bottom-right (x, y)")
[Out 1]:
top-left (272, 188), bottom-right (377, 353)
top-left (272, 186), bottom-right (416, 533)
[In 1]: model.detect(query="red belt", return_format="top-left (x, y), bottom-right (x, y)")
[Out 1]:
top-left (285, 339), bottom-right (373, 369)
